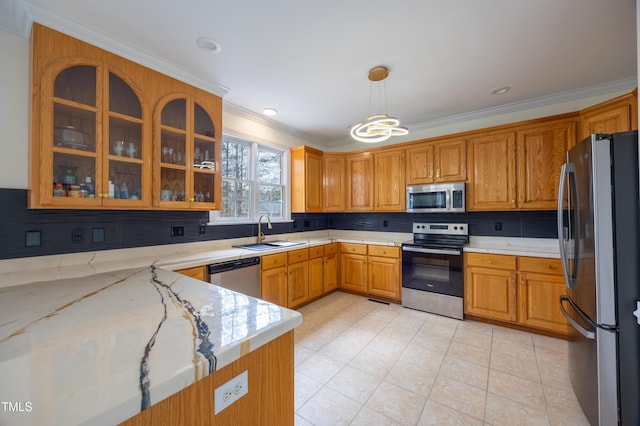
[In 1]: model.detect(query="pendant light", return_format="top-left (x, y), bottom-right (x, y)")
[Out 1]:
top-left (350, 66), bottom-right (408, 143)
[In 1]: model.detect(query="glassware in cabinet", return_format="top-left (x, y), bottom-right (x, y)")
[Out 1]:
top-left (102, 72), bottom-right (148, 206)
top-left (156, 97), bottom-right (218, 208)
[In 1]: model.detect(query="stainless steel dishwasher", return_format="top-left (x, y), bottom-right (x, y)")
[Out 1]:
top-left (207, 257), bottom-right (261, 298)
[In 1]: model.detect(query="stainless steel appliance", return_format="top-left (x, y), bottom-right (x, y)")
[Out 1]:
top-left (207, 257), bottom-right (261, 298)
top-left (406, 182), bottom-right (465, 213)
top-left (402, 222), bottom-right (468, 319)
top-left (557, 131), bottom-right (640, 426)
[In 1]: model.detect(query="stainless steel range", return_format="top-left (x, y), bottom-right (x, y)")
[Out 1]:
top-left (401, 222), bottom-right (468, 319)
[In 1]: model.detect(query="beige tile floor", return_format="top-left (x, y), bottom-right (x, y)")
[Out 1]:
top-left (293, 291), bottom-right (590, 426)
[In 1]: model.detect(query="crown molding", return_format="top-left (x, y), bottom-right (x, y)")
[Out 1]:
top-left (407, 78), bottom-right (637, 133)
top-left (223, 101), bottom-right (319, 144)
top-left (9, 2), bottom-right (229, 98)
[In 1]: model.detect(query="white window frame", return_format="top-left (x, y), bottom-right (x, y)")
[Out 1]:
top-left (209, 134), bottom-right (290, 224)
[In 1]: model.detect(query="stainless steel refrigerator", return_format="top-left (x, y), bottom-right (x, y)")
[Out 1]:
top-left (557, 131), bottom-right (640, 425)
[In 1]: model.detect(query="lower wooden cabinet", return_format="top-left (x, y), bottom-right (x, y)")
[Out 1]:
top-left (287, 249), bottom-right (309, 309)
top-left (339, 243), bottom-right (401, 301)
top-left (261, 253), bottom-right (288, 307)
top-left (465, 263), bottom-right (517, 322)
top-left (517, 257), bottom-right (571, 334)
top-left (308, 246), bottom-right (325, 300)
top-left (368, 245), bottom-right (401, 300)
top-left (464, 252), bottom-right (571, 335)
top-left (324, 243), bottom-right (338, 293)
top-left (340, 244), bottom-right (368, 293)
top-left (175, 265), bottom-right (206, 281)
top-left (260, 244), bottom-right (338, 309)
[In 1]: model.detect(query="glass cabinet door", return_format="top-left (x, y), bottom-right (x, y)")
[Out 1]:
top-left (192, 102), bottom-right (217, 208)
top-left (157, 97), bottom-right (218, 209)
top-left (104, 72), bottom-right (146, 206)
top-left (159, 99), bottom-right (188, 205)
top-left (46, 65), bottom-right (148, 207)
top-left (50, 65), bottom-right (99, 205)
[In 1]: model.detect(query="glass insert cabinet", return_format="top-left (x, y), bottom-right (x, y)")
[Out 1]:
top-left (29, 23), bottom-right (222, 210)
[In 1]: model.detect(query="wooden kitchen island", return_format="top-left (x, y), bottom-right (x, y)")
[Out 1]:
top-left (0, 266), bottom-right (301, 426)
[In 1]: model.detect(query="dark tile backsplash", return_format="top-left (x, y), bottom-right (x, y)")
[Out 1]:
top-left (0, 188), bottom-right (557, 260)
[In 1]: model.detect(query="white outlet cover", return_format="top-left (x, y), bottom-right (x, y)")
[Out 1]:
top-left (214, 370), bottom-right (248, 415)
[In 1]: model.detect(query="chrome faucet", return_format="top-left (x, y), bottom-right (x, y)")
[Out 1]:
top-left (257, 214), bottom-right (272, 243)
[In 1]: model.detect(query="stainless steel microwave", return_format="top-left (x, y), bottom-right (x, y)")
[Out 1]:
top-left (406, 182), bottom-right (466, 213)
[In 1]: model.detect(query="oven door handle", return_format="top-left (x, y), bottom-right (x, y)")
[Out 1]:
top-left (402, 246), bottom-right (462, 256)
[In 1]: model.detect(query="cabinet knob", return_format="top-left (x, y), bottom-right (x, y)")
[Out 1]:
top-left (511, 200), bottom-right (515, 203)
top-left (189, 197), bottom-right (195, 202)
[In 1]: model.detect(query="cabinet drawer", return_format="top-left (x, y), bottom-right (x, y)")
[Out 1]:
top-left (288, 248), bottom-right (309, 264)
top-left (341, 243), bottom-right (367, 255)
top-left (518, 257), bottom-right (562, 275)
top-left (309, 245), bottom-right (324, 259)
top-left (324, 243), bottom-right (338, 256)
top-left (368, 245), bottom-right (400, 258)
top-left (465, 253), bottom-right (516, 270)
top-left (262, 253), bottom-right (287, 270)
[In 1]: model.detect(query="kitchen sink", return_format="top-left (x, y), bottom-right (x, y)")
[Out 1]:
top-left (232, 241), bottom-right (305, 251)
top-left (232, 243), bottom-right (279, 251)
top-left (265, 240), bottom-right (305, 247)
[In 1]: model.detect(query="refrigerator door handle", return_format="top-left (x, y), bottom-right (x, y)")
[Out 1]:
top-left (557, 162), bottom-right (579, 289)
top-left (559, 295), bottom-right (596, 339)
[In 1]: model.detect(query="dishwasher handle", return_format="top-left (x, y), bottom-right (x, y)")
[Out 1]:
top-left (207, 257), bottom-right (260, 274)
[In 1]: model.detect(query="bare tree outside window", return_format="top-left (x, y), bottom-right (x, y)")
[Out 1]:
top-left (218, 136), bottom-right (286, 221)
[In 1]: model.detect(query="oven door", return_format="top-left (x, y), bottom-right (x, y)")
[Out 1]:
top-left (401, 245), bottom-right (463, 297)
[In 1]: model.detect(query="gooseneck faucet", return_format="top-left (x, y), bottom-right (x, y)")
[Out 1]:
top-left (257, 214), bottom-right (272, 243)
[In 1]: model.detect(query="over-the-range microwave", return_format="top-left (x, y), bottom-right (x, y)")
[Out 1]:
top-left (406, 182), bottom-right (466, 213)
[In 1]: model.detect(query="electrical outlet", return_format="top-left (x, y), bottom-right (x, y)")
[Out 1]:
top-left (214, 370), bottom-right (248, 414)
top-left (71, 228), bottom-right (84, 243)
top-left (92, 228), bottom-right (105, 243)
top-left (495, 222), bottom-right (503, 231)
top-left (25, 230), bottom-right (41, 247)
top-left (171, 226), bottom-right (184, 237)
top-left (383, 220), bottom-right (389, 227)
top-left (199, 224), bottom-right (206, 234)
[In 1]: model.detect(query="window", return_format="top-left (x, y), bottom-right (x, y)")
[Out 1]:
top-left (210, 135), bottom-right (288, 223)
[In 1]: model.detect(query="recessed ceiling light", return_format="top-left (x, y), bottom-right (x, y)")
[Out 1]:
top-left (491, 86), bottom-right (511, 95)
top-left (263, 108), bottom-right (278, 116)
top-left (196, 37), bottom-right (221, 53)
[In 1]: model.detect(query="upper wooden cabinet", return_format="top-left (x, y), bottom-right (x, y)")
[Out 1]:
top-left (374, 149), bottom-right (405, 211)
top-left (346, 152), bottom-right (374, 211)
top-left (29, 24), bottom-right (222, 210)
top-left (154, 96), bottom-right (221, 209)
top-left (406, 139), bottom-right (466, 185)
top-left (323, 153), bottom-right (346, 212)
top-left (291, 146), bottom-right (323, 212)
top-left (516, 118), bottom-right (576, 210)
top-left (32, 60), bottom-right (152, 209)
top-left (345, 149), bottom-right (405, 212)
top-left (468, 117), bottom-right (576, 211)
top-left (467, 131), bottom-right (517, 210)
top-left (579, 91), bottom-right (638, 142)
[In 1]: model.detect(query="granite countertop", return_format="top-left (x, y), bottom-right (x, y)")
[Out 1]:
top-left (0, 266), bottom-right (301, 426)
top-left (465, 236), bottom-right (560, 258)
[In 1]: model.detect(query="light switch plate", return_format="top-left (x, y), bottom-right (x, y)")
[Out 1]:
top-left (214, 370), bottom-right (248, 414)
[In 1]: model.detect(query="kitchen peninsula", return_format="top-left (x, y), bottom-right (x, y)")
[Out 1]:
top-left (0, 263), bottom-right (301, 425)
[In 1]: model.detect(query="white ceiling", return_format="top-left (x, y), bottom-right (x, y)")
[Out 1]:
top-left (1, 0), bottom-right (638, 148)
